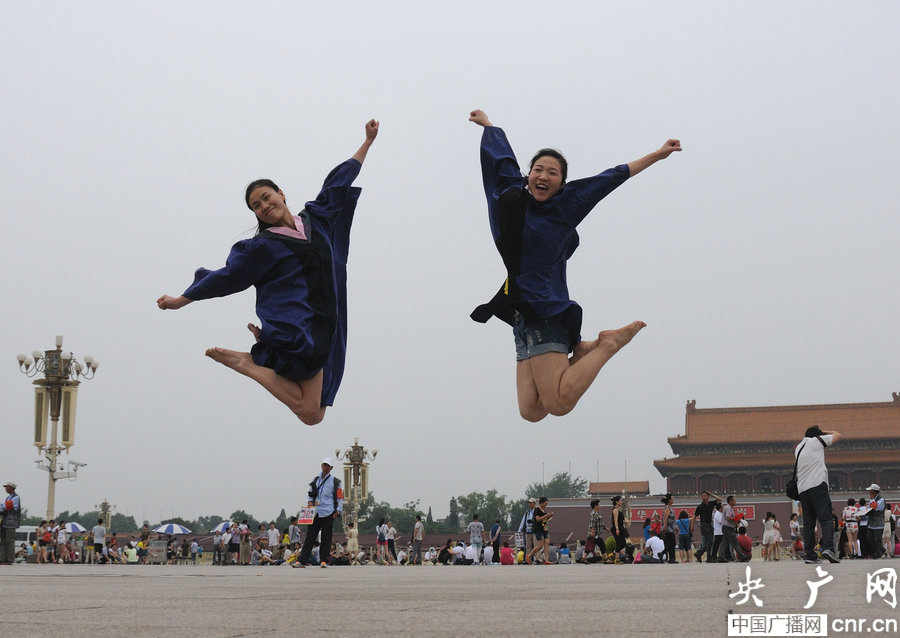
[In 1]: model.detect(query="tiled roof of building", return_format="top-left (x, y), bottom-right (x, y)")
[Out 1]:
top-left (654, 449), bottom-right (899, 472)
top-left (671, 394), bottom-right (900, 445)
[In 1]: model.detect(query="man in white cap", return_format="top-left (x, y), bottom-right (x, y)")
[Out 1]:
top-left (296, 458), bottom-right (343, 568)
top-left (1, 481), bottom-right (21, 565)
top-left (864, 483), bottom-right (886, 559)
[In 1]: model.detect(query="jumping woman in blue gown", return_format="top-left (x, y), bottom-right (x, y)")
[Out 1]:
top-left (158, 119), bottom-right (379, 425)
top-left (468, 109), bottom-right (681, 422)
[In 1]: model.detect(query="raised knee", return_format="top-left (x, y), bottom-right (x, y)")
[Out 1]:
top-left (296, 408), bottom-right (325, 426)
top-left (520, 408), bottom-right (548, 423)
top-left (542, 399), bottom-right (574, 417)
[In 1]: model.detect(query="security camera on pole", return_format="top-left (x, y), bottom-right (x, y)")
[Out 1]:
top-left (16, 335), bottom-right (99, 520)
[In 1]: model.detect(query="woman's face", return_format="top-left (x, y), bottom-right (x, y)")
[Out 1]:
top-left (527, 155), bottom-right (564, 202)
top-left (248, 185), bottom-right (291, 227)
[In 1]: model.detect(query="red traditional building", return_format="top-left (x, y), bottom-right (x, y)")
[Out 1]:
top-left (654, 392), bottom-right (900, 496)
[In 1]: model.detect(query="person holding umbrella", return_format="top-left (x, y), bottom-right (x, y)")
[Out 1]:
top-left (296, 458), bottom-right (343, 568)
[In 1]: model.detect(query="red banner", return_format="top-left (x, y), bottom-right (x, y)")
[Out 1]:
top-left (631, 505), bottom-right (756, 521)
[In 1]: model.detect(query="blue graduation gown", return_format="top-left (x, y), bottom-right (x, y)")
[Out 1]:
top-left (184, 159), bottom-right (362, 407)
top-left (471, 127), bottom-right (631, 348)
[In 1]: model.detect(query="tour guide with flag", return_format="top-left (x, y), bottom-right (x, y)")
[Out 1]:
top-left (296, 458), bottom-right (343, 568)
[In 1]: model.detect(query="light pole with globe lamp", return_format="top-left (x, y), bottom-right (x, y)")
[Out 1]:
top-left (334, 438), bottom-right (377, 535)
top-left (16, 335), bottom-right (99, 520)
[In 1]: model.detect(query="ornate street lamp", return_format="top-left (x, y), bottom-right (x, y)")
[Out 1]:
top-left (95, 498), bottom-right (115, 531)
top-left (16, 335), bottom-right (99, 520)
top-left (334, 437), bottom-right (377, 534)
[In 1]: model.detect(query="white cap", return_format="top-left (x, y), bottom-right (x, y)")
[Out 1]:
top-left (321, 457), bottom-right (334, 467)
top-left (866, 483), bottom-right (881, 492)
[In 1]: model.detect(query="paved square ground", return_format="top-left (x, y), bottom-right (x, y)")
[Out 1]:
top-left (3, 560), bottom-right (898, 637)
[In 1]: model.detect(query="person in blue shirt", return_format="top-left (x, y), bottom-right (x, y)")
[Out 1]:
top-left (468, 110), bottom-right (681, 421)
top-left (296, 457), bottom-right (343, 568)
top-left (158, 120), bottom-right (379, 425)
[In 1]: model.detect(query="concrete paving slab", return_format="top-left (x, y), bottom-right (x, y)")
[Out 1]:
top-left (2, 560), bottom-right (899, 637)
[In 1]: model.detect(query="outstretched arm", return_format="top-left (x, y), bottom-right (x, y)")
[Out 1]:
top-left (626, 139), bottom-right (682, 177)
top-left (469, 109), bottom-right (494, 127)
top-left (157, 295), bottom-right (192, 310)
top-left (351, 119), bottom-right (379, 165)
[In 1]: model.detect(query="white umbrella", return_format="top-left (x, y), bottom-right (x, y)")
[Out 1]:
top-left (154, 523), bottom-right (192, 535)
top-left (65, 522), bottom-right (87, 533)
top-left (210, 521), bottom-right (232, 533)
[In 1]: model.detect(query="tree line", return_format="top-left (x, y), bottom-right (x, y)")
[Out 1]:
top-left (20, 472), bottom-right (588, 537)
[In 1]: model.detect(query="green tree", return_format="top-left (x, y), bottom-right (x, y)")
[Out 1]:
top-left (272, 508), bottom-right (290, 532)
top-left (55, 510), bottom-right (95, 531)
top-left (508, 498), bottom-right (530, 534)
top-left (109, 513), bottom-right (138, 533)
top-left (228, 510), bottom-right (260, 530)
top-left (525, 471), bottom-right (589, 500)
top-left (363, 499), bottom-right (423, 536)
top-left (196, 515), bottom-right (224, 533)
top-left (445, 497), bottom-right (460, 530)
top-left (456, 490), bottom-right (512, 529)
top-left (356, 492), bottom-right (376, 521)
top-left (21, 510), bottom-right (42, 526)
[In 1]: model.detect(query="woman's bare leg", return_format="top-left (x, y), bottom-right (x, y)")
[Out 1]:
top-left (516, 361), bottom-right (549, 422)
top-left (205, 347), bottom-right (325, 425)
top-left (530, 321), bottom-right (646, 417)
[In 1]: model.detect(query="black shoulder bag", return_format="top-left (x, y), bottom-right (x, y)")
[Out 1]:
top-left (786, 436), bottom-right (826, 500)
top-left (785, 442), bottom-right (806, 500)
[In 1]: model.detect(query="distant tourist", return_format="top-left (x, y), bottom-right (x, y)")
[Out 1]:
top-left (794, 425), bottom-right (842, 564)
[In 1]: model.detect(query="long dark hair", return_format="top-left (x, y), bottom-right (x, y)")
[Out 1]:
top-left (245, 178), bottom-right (282, 235)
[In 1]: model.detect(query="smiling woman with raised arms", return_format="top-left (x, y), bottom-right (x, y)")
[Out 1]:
top-left (468, 109), bottom-right (680, 421)
top-left (157, 119), bottom-right (379, 425)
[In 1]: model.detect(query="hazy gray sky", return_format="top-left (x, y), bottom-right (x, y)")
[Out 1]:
top-left (2, 2), bottom-right (898, 525)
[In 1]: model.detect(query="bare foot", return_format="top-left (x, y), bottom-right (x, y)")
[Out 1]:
top-left (205, 347), bottom-right (253, 372)
top-left (598, 321), bottom-right (646, 351)
top-left (247, 323), bottom-right (261, 342)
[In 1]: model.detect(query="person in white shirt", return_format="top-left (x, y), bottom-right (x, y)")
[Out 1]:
top-left (841, 498), bottom-right (859, 558)
top-left (482, 544), bottom-right (494, 564)
top-left (267, 522), bottom-right (280, 550)
top-left (645, 531), bottom-right (665, 561)
top-left (795, 425), bottom-right (842, 564)
top-left (386, 521), bottom-right (398, 562)
top-left (91, 519), bottom-right (106, 564)
top-left (711, 502), bottom-right (724, 560)
top-left (464, 543), bottom-right (478, 565)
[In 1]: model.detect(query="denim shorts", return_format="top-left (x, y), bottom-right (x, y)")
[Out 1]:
top-left (532, 530), bottom-right (547, 541)
top-left (513, 312), bottom-right (570, 361)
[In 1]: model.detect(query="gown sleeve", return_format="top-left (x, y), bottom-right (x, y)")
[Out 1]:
top-left (304, 158), bottom-right (363, 221)
top-left (480, 127), bottom-right (525, 241)
top-left (558, 164), bottom-right (631, 227)
top-left (182, 239), bottom-right (273, 301)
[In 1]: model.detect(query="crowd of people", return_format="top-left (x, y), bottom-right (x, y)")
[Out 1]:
top-left (6, 432), bottom-right (899, 568)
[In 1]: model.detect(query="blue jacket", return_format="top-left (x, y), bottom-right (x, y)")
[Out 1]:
top-left (471, 127), bottom-right (630, 348)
